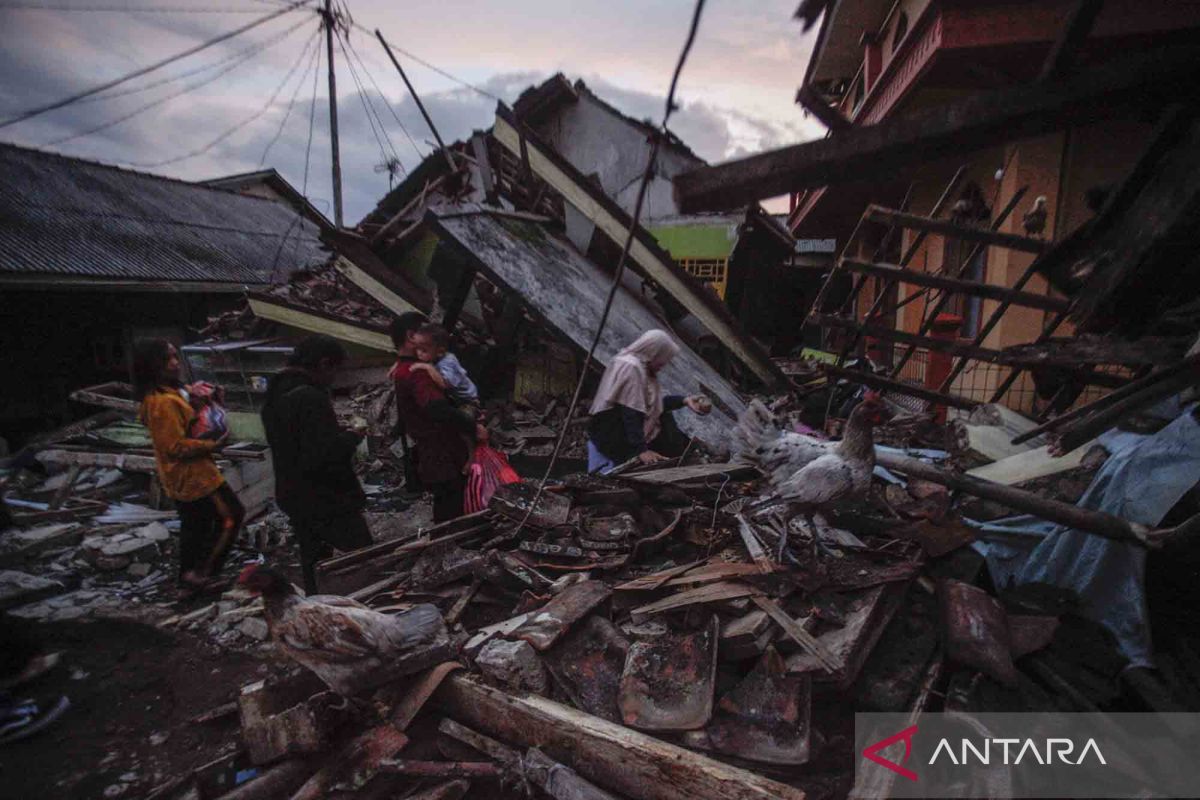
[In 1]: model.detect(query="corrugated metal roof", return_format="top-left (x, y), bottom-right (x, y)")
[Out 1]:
top-left (0, 143), bottom-right (327, 285)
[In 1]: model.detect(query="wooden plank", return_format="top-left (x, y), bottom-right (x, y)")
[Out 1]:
top-left (840, 259), bottom-right (1070, 313)
top-left (624, 462), bottom-right (756, 485)
top-left (435, 674), bottom-right (807, 800)
top-left (821, 364), bottom-right (978, 410)
top-left (736, 514), bottom-right (776, 575)
top-left (812, 312), bottom-right (1003, 362)
top-left (630, 581), bottom-right (761, 624)
top-left (795, 84), bottom-right (850, 131)
top-left (752, 596), bottom-right (838, 673)
top-left (493, 108), bottom-right (784, 388)
top-left (247, 297), bottom-right (394, 352)
top-left (865, 205), bottom-right (1048, 253)
top-left (331, 256), bottom-right (420, 316)
top-left (673, 46), bottom-right (1200, 211)
top-left (37, 449), bottom-right (158, 472)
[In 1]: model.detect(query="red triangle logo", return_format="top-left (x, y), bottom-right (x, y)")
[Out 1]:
top-left (862, 724), bottom-right (919, 781)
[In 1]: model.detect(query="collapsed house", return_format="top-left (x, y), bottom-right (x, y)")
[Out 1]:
top-left (8, 18), bottom-right (1200, 797)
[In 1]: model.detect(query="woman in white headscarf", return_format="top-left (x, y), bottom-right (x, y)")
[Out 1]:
top-left (586, 330), bottom-right (711, 473)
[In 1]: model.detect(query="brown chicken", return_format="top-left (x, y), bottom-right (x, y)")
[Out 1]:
top-left (238, 565), bottom-right (448, 696)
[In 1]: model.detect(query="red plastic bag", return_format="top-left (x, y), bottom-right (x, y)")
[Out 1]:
top-left (464, 445), bottom-right (520, 514)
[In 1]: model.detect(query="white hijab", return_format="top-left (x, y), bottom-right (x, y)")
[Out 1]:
top-left (589, 330), bottom-right (681, 442)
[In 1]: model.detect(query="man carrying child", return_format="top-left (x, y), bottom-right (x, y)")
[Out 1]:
top-left (391, 319), bottom-right (477, 522)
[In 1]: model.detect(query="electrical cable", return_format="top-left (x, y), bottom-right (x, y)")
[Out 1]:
top-left (0, 2), bottom-right (274, 12)
top-left (342, 32), bottom-right (423, 162)
top-left (76, 11), bottom-right (312, 106)
top-left (337, 29), bottom-right (399, 174)
top-left (46, 18), bottom-right (317, 147)
top-left (509, 0), bottom-right (708, 541)
top-left (267, 31), bottom-right (320, 282)
top-left (123, 21), bottom-right (320, 169)
top-left (259, 30), bottom-right (321, 165)
top-left (360, 23), bottom-right (499, 101)
top-left (0, 0), bottom-right (314, 131)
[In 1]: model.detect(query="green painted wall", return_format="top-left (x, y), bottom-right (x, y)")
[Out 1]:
top-left (648, 224), bottom-right (735, 260)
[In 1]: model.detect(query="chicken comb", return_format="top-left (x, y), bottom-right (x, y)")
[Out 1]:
top-left (862, 390), bottom-right (883, 404)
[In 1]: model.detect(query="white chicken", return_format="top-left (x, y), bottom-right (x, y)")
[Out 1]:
top-left (735, 393), bottom-right (892, 559)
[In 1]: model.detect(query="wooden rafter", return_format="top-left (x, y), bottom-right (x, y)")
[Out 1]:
top-left (840, 259), bottom-right (1071, 313)
top-left (864, 205), bottom-right (1049, 254)
top-left (673, 46), bottom-right (1200, 211)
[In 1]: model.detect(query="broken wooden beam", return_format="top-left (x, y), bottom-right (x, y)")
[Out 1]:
top-left (811, 313), bottom-right (1003, 362)
top-left (795, 84), bottom-right (851, 131)
top-left (839, 259), bottom-right (1070, 313)
top-left (821, 364), bottom-right (978, 410)
top-left (673, 45), bottom-right (1200, 211)
top-left (1053, 361), bottom-right (1200, 454)
top-left (875, 451), bottom-right (1155, 544)
top-left (435, 673), bottom-right (806, 800)
top-left (864, 205), bottom-right (1049, 253)
top-left (1012, 353), bottom-right (1200, 445)
top-left (378, 760), bottom-right (500, 779)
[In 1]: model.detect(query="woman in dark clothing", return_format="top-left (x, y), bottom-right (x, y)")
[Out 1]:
top-left (260, 336), bottom-right (373, 595)
top-left (586, 330), bottom-right (711, 473)
top-left (133, 339), bottom-right (244, 598)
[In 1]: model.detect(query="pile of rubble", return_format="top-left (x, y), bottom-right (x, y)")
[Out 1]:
top-left (154, 396), bottom-right (1196, 800)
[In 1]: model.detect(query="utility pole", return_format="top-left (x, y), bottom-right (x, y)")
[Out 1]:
top-left (324, 0), bottom-right (343, 227)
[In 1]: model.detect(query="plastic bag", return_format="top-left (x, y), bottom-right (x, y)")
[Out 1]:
top-left (464, 444), bottom-right (520, 514)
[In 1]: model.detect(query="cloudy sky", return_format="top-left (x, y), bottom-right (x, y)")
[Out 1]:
top-left (0, 0), bottom-right (823, 221)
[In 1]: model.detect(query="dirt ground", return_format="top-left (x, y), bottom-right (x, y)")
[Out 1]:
top-left (0, 616), bottom-right (277, 799)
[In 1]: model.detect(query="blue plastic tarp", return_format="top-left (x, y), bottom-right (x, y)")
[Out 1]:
top-left (971, 401), bottom-right (1200, 669)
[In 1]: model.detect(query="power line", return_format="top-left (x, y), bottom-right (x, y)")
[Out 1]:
top-left (342, 32), bottom-right (423, 163)
top-left (0, 0), bottom-right (314, 131)
top-left (0, 2), bottom-right (273, 12)
top-left (77, 12), bottom-right (312, 105)
top-left (268, 27), bottom-right (321, 281)
top-left (259, 31), bottom-right (321, 165)
top-left (511, 0), bottom-right (709, 540)
top-left (46, 18), bottom-right (317, 147)
top-left (358, 23), bottom-right (499, 102)
top-left (124, 23), bottom-right (320, 169)
top-left (337, 30), bottom-right (399, 173)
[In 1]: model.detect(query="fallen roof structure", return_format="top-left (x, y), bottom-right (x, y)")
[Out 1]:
top-left (493, 105), bottom-right (786, 388)
top-left (427, 208), bottom-right (746, 449)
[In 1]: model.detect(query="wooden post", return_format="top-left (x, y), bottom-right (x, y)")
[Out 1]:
top-left (435, 674), bottom-right (806, 800)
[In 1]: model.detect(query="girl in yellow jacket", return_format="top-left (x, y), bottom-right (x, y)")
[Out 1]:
top-left (134, 339), bottom-right (244, 598)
